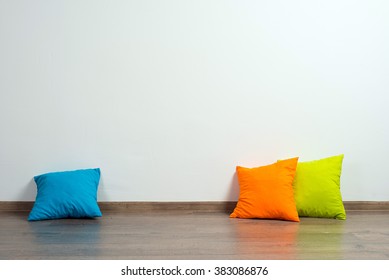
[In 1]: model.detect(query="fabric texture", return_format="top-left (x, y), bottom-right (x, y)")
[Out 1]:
top-left (230, 157), bottom-right (300, 222)
top-left (28, 168), bottom-right (102, 221)
top-left (293, 154), bottom-right (346, 220)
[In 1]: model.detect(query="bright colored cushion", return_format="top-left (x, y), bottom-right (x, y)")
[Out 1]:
top-left (230, 157), bottom-right (300, 222)
top-left (28, 168), bottom-right (102, 221)
top-left (293, 155), bottom-right (346, 220)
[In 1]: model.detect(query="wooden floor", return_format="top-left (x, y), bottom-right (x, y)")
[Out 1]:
top-left (1, 210), bottom-right (389, 260)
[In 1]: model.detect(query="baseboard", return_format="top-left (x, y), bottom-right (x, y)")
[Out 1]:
top-left (0, 201), bottom-right (236, 213)
top-left (0, 201), bottom-right (34, 212)
top-left (99, 201), bottom-right (238, 213)
top-left (342, 201), bottom-right (389, 211)
top-left (1, 201), bottom-right (389, 213)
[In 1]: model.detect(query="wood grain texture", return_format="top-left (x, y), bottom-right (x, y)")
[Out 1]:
top-left (1, 210), bottom-right (389, 260)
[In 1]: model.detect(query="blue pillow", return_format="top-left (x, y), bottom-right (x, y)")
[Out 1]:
top-left (28, 168), bottom-right (102, 221)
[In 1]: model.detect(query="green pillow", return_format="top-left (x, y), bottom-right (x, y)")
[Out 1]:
top-left (293, 154), bottom-right (346, 220)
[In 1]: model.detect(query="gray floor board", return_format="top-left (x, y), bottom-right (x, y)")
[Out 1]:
top-left (1, 211), bottom-right (389, 260)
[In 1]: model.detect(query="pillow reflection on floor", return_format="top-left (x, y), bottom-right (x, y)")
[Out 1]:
top-left (28, 168), bottom-right (102, 221)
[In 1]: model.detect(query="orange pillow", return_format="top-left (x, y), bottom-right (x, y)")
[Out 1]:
top-left (230, 157), bottom-right (300, 222)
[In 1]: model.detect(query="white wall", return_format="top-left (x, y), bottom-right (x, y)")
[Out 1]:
top-left (1, 0), bottom-right (389, 202)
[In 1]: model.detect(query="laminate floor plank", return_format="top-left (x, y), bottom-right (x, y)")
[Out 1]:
top-left (1, 211), bottom-right (389, 259)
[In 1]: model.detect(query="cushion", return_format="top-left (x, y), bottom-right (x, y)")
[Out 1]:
top-left (293, 154), bottom-right (346, 220)
top-left (230, 157), bottom-right (300, 222)
top-left (28, 168), bottom-right (102, 221)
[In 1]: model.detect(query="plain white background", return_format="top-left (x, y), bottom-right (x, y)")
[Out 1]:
top-left (1, 0), bottom-right (388, 201)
